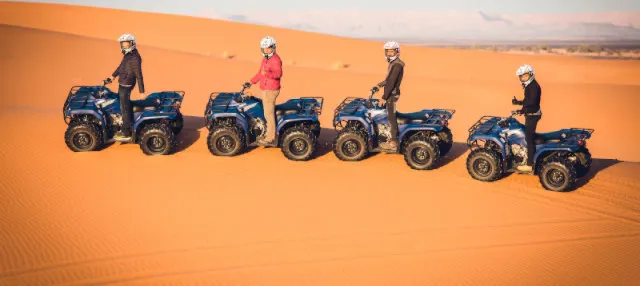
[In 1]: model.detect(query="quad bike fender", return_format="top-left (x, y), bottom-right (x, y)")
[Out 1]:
top-left (276, 117), bottom-right (319, 135)
top-left (334, 116), bottom-right (374, 140)
top-left (133, 115), bottom-right (172, 135)
top-left (398, 126), bottom-right (445, 143)
top-left (68, 109), bottom-right (105, 125)
top-left (533, 146), bottom-right (580, 165)
top-left (210, 113), bottom-right (249, 133)
top-left (468, 134), bottom-right (508, 156)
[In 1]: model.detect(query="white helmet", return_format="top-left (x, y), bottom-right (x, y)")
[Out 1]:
top-left (260, 36), bottom-right (276, 59)
top-left (383, 41), bottom-right (400, 62)
top-left (516, 64), bottom-right (535, 87)
top-left (118, 33), bottom-right (136, 54)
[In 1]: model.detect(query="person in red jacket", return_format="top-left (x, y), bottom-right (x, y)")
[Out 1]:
top-left (245, 36), bottom-right (283, 146)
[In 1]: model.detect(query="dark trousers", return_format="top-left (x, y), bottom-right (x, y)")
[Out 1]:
top-left (386, 95), bottom-right (399, 142)
top-left (118, 85), bottom-right (134, 136)
top-left (525, 115), bottom-right (541, 166)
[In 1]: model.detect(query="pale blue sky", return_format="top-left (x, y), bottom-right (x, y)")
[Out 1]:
top-left (9, 0), bottom-right (640, 14)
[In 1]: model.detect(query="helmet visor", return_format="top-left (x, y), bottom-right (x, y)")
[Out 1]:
top-left (385, 49), bottom-right (398, 57)
top-left (261, 46), bottom-right (274, 54)
top-left (120, 41), bottom-right (132, 49)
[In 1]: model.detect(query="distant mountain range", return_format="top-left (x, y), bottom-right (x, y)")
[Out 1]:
top-left (200, 10), bottom-right (640, 43)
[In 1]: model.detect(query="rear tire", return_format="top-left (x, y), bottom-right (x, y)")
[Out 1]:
top-left (437, 127), bottom-right (453, 156)
top-left (539, 157), bottom-right (577, 192)
top-left (574, 148), bottom-right (592, 178)
top-left (207, 125), bottom-right (245, 156)
top-left (403, 136), bottom-right (440, 170)
top-left (65, 123), bottom-right (103, 152)
top-left (281, 126), bottom-right (317, 161)
top-left (466, 149), bottom-right (503, 182)
top-left (139, 123), bottom-right (175, 155)
top-left (333, 130), bottom-right (368, 161)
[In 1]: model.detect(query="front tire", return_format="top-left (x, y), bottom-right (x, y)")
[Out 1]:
top-left (539, 157), bottom-right (577, 192)
top-left (403, 136), bottom-right (440, 170)
top-left (333, 130), bottom-right (368, 161)
top-left (207, 125), bottom-right (245, 156)
top-left (466, 149), bottom-right (503, 182)
top-left (281, 126), bottom-right (317, 161)
top-left (437, 127), bottom-right (453, 156)
top-left (138, 123), bottom-right (175, 155)
top-left (64, 123), bottom-right (103, 152)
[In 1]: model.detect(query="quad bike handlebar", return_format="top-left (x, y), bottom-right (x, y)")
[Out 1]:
top-left (366, 87), bottom-right (384, 109)
top-left (236, 83), bottom-right (256, 103)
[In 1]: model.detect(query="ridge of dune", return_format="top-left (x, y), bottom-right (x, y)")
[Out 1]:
top-left (1, 21), bottom-right (640, 285)
top-left (1, 2), bottom-right (640, 87)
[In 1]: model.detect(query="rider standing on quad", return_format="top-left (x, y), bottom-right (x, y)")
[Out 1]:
top-left (513, 64), bottom-right (542, 173)
top-left (107, 33), bottom-right (145, 141)
top-left (375, 41), bottom-right (405, 152)
top-left (245, 36), bottom-right (283, 146)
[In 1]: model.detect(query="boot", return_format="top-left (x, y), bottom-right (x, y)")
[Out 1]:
top-left (516, 165), bottom-right (533, 173)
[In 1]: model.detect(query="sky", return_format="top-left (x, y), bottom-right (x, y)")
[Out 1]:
top-left (8, 0), bottom-right (640, 41)
top-left (9, 0), bottom-right (640, 14)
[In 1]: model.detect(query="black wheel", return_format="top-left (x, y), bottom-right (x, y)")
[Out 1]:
top-left (64, 123), bottom-right (103, 152)
top-left (437, 127), bottom-right (453, 156)
top-left (403, 136), bottom-right (440, 170)
top-left (539, 157), bottom-right (577, 192)
top-left (333, 130), bottom-right (368, 161)
top-left (574, 148), bottom-right (592, 178)
top-left (171, 113), bottom-right (184, 134)
top-left (138, 123), bottom-right (175, 155)
top-left (466, 149), bottom-right (503, 182)
top-left (207, 125), bottom-right (245, 156)
top-left (281, 126), bottom-right (317, 161)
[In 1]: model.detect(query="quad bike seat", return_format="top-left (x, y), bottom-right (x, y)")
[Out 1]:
top-left (275, 102), bottom-right (300, 116)
top-left (396, 111), bottom-right (430, 124)
top-left (534, 130), bottom-right (565, 144)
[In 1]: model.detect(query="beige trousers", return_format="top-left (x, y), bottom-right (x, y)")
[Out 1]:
top-left (260, 89), bottom-right (280, 142)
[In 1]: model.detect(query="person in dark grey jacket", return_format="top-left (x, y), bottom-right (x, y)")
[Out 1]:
top-left (374, 41), bottom-right (405, 152)
top-left (512, 64), bottom-right (542, 173)
top-left (106, 33), bottom-right (145, 141)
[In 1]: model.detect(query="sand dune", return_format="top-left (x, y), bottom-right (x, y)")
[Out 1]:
top-left (1, 3), bottom-right (640, 285)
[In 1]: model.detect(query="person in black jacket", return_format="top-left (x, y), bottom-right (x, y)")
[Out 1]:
top-left (512, 64), bottom-right (542, 173)
top-left (106, 33), bottom-right (145, 141)
top-left (374, 41), bottom-right (405, 152)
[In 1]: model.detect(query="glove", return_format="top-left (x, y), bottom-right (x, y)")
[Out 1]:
top-left (103, 77), bottom-right (112, 85)
top-left (512, 96), bottom-right (523, 105)
top-left (371, 86), bottom-right (379, 93)
top-left (243, 82), bottom-right (252, 89)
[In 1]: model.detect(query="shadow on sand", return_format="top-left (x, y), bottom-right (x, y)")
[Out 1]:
top-left (438, 142), bottom-right (468, 167)
top-left (174, 115), bottom-right (204, 153)
top-left (575, 158), bottom-right (621, 189)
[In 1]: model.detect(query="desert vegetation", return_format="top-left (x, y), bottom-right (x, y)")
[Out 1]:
top-left (454, 43), bottom-right (640, 59)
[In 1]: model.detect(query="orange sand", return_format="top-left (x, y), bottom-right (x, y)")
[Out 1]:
top-left (0, 3), bottom-right (639, 285)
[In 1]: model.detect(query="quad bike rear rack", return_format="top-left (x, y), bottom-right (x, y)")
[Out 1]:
top-left (152, 91), bottom-right (185, 113)
top-left (297, 97), bottom-right (324, 116)
top-left (425, 109), bottom-right (456, 124)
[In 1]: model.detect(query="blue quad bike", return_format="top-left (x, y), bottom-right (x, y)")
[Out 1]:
top-left (466, 110), bottom-right (594, 192)
top-left (63, 80), bottom-right (185, 155)
top-left (332, 88), bottom-right (455, 170)
top-left (204, 84), bottom-right (324, 161)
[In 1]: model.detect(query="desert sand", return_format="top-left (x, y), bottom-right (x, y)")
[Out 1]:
top-left (1, 2), bottom-right (639, 285)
